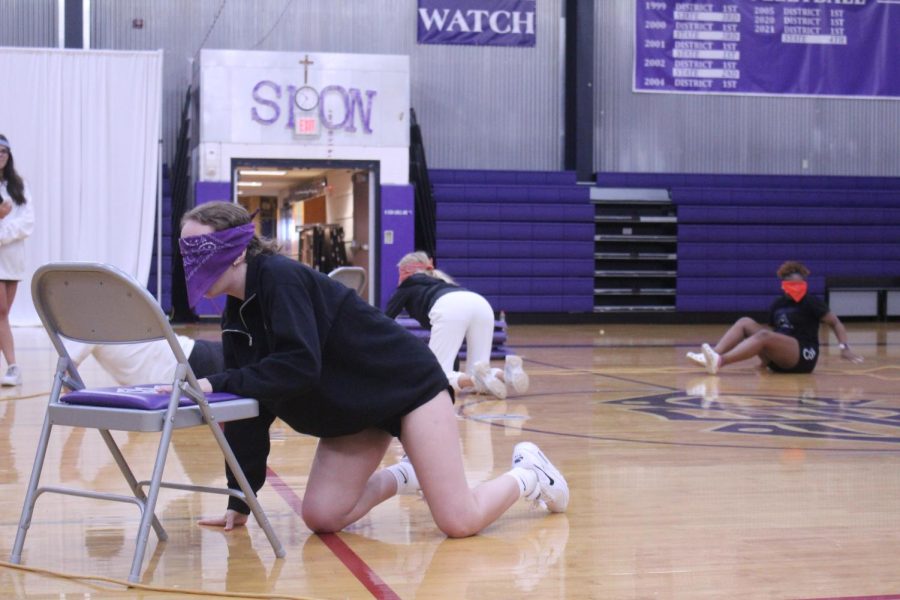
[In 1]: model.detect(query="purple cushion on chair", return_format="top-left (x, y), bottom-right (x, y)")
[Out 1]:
top-left (62, 386), bottom-right (242, 410)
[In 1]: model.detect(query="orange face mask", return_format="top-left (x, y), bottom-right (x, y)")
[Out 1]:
top-left (781, 280), bottom-right (808, 302)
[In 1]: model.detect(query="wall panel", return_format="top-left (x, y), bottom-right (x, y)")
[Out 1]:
top-left (0, 0), bottom-right (57, 48)
top-left (92, 0), bottom-right (564, 170)
top-left (595, 0), bottom-right (900, 176)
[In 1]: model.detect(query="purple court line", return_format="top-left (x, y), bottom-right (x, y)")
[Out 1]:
top-left (458, 360), bottom-right (900, 454)
top-left (510, 341), bottom-right (892, 350)
top-left (266, 467), bottom-right (402, 600)
top-left (797, 595), bottom-right (900, 600)
top-left (470, 413), bottom-right (900, 455)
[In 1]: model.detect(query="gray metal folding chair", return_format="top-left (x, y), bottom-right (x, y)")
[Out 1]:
top-left (328, 265), bottom-right (367, 295)
top-left (10, 262), bottom-right (285, 582)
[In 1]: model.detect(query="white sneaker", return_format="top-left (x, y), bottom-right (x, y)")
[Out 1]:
top-left (686, 351), bottom-right (706, 367)
top-left (504, 355), bottom-right (530, 394)
top-left (473, 362), bottom-right (507, 399)
top-left (511, 442), bottom-right (569, 513)
top-left (701, 343), bottom-right (722, 375)
top-left (1, 365), bottom-right (21, 386)
top-left (389, 455), bottom-right (420, 495)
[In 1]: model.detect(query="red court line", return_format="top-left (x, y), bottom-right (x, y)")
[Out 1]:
top-left (266, 467), bottom-right (402, 600)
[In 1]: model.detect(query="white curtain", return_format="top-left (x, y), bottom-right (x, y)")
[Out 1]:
top-left (0, 47), bottom-right (163, 325)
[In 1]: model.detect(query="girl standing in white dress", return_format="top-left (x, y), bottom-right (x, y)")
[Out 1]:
top-left (0, 134), bottom-right (35, 386)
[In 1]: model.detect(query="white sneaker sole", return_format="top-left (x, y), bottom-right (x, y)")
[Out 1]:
top-left (512, 442), bottom-right (569, 513)
top-left (474, 362), bottom-right (507, 399)
top-left (504, 355), bottom-right (530, 394)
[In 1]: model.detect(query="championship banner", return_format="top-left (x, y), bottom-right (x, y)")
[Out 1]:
top-left (634, 0), bottom-right (900, 98)
top-left (417, 0), bottom-right (536, 47)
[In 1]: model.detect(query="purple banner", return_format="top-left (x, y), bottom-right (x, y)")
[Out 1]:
top-left (635, 0), bottom-right (900, 98)
top-left (417, 0), bottom-right (536, 47)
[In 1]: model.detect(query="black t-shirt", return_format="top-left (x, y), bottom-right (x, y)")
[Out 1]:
top-left (768, 293), bottom-right (830, 345)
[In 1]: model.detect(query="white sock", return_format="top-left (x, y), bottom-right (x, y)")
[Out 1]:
top-left (386, 461), bottom-right (418, 495)
top-left (447, 372), bottom-right (463, 393)
top-left (507, 467), bottom-right (538, 499)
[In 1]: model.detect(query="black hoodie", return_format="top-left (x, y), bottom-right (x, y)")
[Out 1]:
top-left (206, 253), bottom-right (448, 512)
top-left (384, 273), bottom-right (466, 328)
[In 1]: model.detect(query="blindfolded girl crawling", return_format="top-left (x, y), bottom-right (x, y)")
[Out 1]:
top-left (178, 201), bottom-right (568, 536)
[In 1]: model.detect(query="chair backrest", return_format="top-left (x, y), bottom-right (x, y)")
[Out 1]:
top-left (31, 262), bottom-right (193, 383)
top-left (328, 266), bottom-right (367, 295)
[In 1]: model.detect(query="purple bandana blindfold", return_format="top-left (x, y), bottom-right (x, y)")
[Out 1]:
top-left (179, 223), bottom-right (255, 308)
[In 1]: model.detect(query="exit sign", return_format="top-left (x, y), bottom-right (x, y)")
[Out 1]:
top-left (295, 117), bottom-right (319, 136)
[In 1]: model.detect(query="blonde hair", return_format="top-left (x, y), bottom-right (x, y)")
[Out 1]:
top-left (398, 251), bottom-right (456, 284)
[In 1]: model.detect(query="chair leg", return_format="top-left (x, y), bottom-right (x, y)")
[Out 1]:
top-left (10, 413), bottom-right (53, 563)
top-left (99, 429), bottom-right (168, 541)
top-left (127, 419), bottom-right (178, 583)
top-left (208, 420), bottom-right (286, 558)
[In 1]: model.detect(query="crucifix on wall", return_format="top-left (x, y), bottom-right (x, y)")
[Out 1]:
top-left (299, 54), bottom-right (314, 84)
top-left (295, 54), bottom-right (319, 111)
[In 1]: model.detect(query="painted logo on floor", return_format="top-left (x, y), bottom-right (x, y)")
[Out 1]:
top-left (608, 391), bottom-right (900, 444)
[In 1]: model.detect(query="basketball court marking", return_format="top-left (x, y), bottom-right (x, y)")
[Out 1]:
top-left (800, 595), bottom-right (900, 600)
top-left (266, 467), bottom-right (401, 600)
top-left (457, 355), bottom-right (900, 454)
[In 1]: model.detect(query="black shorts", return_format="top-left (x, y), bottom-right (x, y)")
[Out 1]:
top-left (769, 341), bottom-right (819, 374)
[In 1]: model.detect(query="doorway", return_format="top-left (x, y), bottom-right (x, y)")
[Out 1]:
top-left (230, 158), bottom-right (380, 304)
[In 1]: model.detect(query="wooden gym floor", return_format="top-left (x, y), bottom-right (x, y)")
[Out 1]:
top-left (1, 320), bottom-right (900, 599)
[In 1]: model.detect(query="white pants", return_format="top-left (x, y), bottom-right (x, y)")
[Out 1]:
top-left (427, 291), bottom-right (495, 391)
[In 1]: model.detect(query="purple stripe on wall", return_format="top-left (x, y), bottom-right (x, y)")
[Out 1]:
top-left (379, 184), bottom-right (415, 310)
top-left (195, 181), bottom-right (231, 205)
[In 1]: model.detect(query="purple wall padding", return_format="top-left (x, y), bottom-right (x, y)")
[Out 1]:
top-left (195, 181), bottom-right (231, 205)
top-left (380, 185), bottom-right (415, 310)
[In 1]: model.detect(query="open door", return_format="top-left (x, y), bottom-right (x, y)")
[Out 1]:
top-left (232, 159), bottom-right (380, 304)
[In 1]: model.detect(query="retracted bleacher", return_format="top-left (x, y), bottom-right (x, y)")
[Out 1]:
top-left (597, 173), bottom-right (900, 316)
top-left (431, 169), bottom-right (593, 314)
